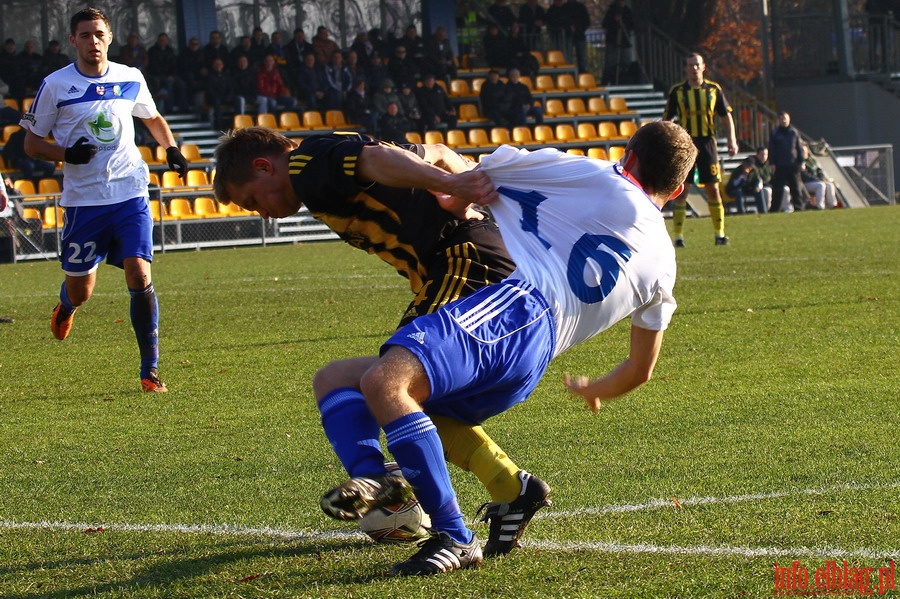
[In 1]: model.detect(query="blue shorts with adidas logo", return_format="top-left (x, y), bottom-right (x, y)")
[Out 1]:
top-left (382, 279), bottom-right (556, 425)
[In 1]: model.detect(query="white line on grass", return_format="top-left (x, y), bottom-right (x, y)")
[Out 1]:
top-left (3, 481), bottom-right (897, 560)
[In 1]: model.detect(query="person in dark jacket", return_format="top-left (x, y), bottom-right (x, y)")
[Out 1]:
top-left (767, 111), bottom-right (808, 213)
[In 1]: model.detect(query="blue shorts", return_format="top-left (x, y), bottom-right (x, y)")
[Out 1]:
top-left (59, 197), bottom-right (154, 275)
top-left (383, 280), bottom-right (556, 425)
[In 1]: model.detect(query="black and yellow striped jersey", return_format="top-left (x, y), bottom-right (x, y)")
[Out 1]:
top-left (664, 79), bottom-right (732, 139)
top-left (288, 132), bottom-right (488, 294)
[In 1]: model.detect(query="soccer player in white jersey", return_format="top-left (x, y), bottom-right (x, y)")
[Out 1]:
top-left (20, 8), bottom-right (188, 392)
top-left (317, 120), bottom-right (698, 576)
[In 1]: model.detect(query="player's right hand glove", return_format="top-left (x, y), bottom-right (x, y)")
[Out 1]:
top-left (64, 136), bottom-right (98, 165)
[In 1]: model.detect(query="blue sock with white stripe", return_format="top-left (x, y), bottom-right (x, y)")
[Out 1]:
top-left (318, 387), bottom-right (386, 477)
top-left (385, 412), bottom-right (473, 544)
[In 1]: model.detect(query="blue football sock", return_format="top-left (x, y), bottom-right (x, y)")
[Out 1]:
top-left (58, 281), bottom-right (75, 313)
top-left (129, 283), bottom-right (159, 379)
top-left (318, 387), bottom-right (386, 477)
top-left (385, 412), bottom-right (473, 544)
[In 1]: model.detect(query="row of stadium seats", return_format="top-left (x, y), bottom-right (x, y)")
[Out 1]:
top-left (149, 197), bottom-right (252, 220)
top-left (232, 110), bottom-right (357, 132)
top-left (409, 121), bottom-right (639, 149)
top-left (448, 72), bottom-right (603, 98)
top-left (138, 143), bottom-right (210, 165)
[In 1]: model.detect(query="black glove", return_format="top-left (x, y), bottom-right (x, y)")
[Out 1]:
top-left (64, 136), bottom-right (98, 165)
top-left (166, 146), bottom-right (189, 181)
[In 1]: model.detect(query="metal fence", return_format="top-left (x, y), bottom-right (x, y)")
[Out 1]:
top-left (831, 144), bottom-right (896, 205)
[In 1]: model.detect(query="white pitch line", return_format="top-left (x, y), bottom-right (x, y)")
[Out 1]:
top-left (2, 481), bottom-right (898, 560)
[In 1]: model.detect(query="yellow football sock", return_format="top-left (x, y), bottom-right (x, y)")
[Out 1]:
top-left (672, 201), bottom-right (687, 238)
top-left (708, 197), bottom-right (725, 237)
top-left (431, 415), bottom-right (523, 503)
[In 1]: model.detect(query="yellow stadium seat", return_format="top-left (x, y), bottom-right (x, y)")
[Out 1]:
top-left (512, 126), bottom-right (535, 145)
top-left (544, 99), bottom-right (567, 118)
top-left (21, 97), bottom-right (33, 113)
top-left (534, 75), bottom-right (555, 92)
top-left (576, 122), bottom-right (601, 142)
top-left (530, 50), bottom-right (545, 67)
top-left (256, 113), bottom-right (278, 129)
top-left (167, 198), bottom-right (193, 219)
top-left (22, 207), bottom-right (41, 221)
top-left (186, 169), bottom-right (210, 187)
top-left (148, 172), bottom-right (160, 188)
top-left (155, 145), bottom-right (168, 164)
top-left (38, 178), bottom-right (61, 195)
top-left (325, 110), bottom-right (351, 128)
top-left (608, 145), bottom-right (627, 162)
top-left (4, 98), bottom-right (18, 111)
top-left (193, 197), bottom-right (221, 217)
top-left (279, 111), bottom-right (301, 130)
top-left (2, 124), bottom-right (21, 143)
top-left (608, 96), bottom-right (630, 113)
top-left (519, 75), bottom-right (534, 90)
top-left (587, 97), bottom-right (610, 115)
top-left (490, 127), bottom-right (512, 145)
top-left (556, 73), bottom-right (576, 91)
top-left (467, 128), bottom-right (490, 147)
top-left (566, 98), bottom-right (590, 116)
top-left (43, 205), bottom-right (64, 228)
top-left (566, 148), bottom-right (585, 156)
top-left (162, 170), bottom-right (185, 188)
top-left (233, 114), bottom-right (253, 130)
top-left (424, 130), bottom-right (445, 145)
top-left (470, 78), bottom-right (485, 94)
top-left (545, 50), bottom-right (571, 67)
top-left (449, 79), bottom-right (471, 97)
top-left (148, 200), bottom-right (167, 221)
top-left (598, 121), bottom-right (623, 140)
top-left (404, 131), bottom-right (423, 144)
top-left (458, 103), bottom-right (487, 123)
top-left (587, 147), bottom-right (609, 160)
top-left (12, 179), bottom-right (36, 196)
top-left (533, 125), bottom-right (555, 144)
top-left (137, 145), bottom-right (155, 164)
top-left (219, 201), bottom-right (249, 216)
top-left (619, 120), bottom-right (639, 138)
top-left (180, 143), bottom-right (206, 162)
top-left (577, 72), bottom-right (602, 91)
top-left (554, 124), bottom-right (577, 143)
top-left (445, 129), bottom-right (470, 148)
top-left (302, 111), bottom-right (328, 129)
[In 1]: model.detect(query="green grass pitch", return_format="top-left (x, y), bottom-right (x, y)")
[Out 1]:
top-left (0, 206), bottom-right (897, 598)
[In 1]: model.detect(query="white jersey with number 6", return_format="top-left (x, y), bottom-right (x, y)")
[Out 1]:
top-left (480, 145), bottom-right (678, 358)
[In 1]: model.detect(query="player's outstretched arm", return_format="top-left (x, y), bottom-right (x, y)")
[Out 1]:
top-left (23, 129), bottom-right (67, 163)
top-left (564, 326), bottom-right (664, 413)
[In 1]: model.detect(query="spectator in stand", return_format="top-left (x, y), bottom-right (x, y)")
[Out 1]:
top-left (179, 37), bottom-right (207, 114)
top-left (266, 31), bottom-right (287, 66)
top-left (205, 57), bottom-right (236, 130)
top-left (378, 101), bottom-right (412, 144)
top-left (801, 142), bottom-right (838, 209)
top-left (398, 81), bottom-right (423, 134)
top-left (344, 77), bottom-right (377, 133)
top-left (563, 0), bottom-right (590, 73)
top-left (424, 26), bottom-right (458, 85)
top-left (483, 23), bottom-right (513, 71)
top-left (456, 0), bottom-right (483, 57)
top-left (203, 30), bottom-right (230, 70)
top-left (365, 52), bottom-right (391, 91)
top-left (388, 44), bottom-right (420, 89)
top-left (398, 25), bottom-right (427, 70)
top-left (41, 40), bottom-right (71, 80)
top-left (518, 0), bottom-right (546, 51)
top-left (233, 54), bottom-right (264, 115)
top-left (230, 35), bottom-right (254, 70)
top-left (2, 127), bottom-right (55, 183)
top-left (351, 31), bottom-right (376, 63)
top-left (18, 40), bottom-right (43, 94)
top-left (313, 26), bottom-right (340, 67)
top-left (249, 27), bottom-right (268, 66)
top-left (416, 73), bottom-right (457, 130)
top-left (118, 32), bottom-right (147, 70)
top-left (768, 111), bottom-right (807, 213)
top-left (480, 68), bottom-right (516, 127)
top-left (323, 50), bottom-right (352, 111)
top-left (507, 67), bottom-right (543, 126)
top-left (285, 29), bottom-right (314, 73)
top-left (601, 0), bottom-right (636, 83)
top-left (146, 33), bottom-right (188, 115)
top-left (345, 50), bottom-right (365, 85)
top-left (724, 156), bottom-right (769, 215)
top-left (256, 54), bottom-right (297, 114)
top-left (508, 22), bottom-right (540, 77)
top-left (488, 0), bottom-right (518, 30)
top-left (296, 51), bottom-right (326, 110)
top-left (545, 0), bottom-right (571, 63)
top-left (0, 39), bottom-right (21, 100)
top-left (373, 78), bottom-right (402, 121)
